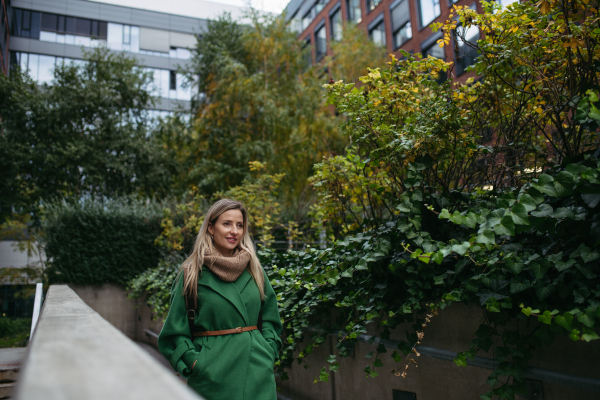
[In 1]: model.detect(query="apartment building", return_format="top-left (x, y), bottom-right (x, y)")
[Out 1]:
top-left (3, 0), bottom-right (244, 115)
top-left (284, 0), bottom-right (516, 80)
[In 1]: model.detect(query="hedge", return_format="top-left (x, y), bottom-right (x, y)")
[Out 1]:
top-left (43, 198), bottom-right (163, 286)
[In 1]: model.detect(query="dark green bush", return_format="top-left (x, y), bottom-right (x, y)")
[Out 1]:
top-left (43, 198), bottom-right (163, 286)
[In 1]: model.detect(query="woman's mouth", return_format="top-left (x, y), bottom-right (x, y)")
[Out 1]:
top-left (225, 237), bottom-right (237, 244)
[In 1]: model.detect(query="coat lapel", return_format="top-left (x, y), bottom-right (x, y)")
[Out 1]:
top-left (199, 268), bottom-right (249, 325)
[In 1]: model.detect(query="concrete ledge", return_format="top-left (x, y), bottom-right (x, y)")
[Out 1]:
top-left (14, 285), bottom-right (202, 400)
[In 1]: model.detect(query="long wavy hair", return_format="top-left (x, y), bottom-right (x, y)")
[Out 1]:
top-left (181, 199), bottom-right (265, 305)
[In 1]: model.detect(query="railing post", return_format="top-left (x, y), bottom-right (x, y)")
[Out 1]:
top-left (29, 282), bottom-right (43, 339)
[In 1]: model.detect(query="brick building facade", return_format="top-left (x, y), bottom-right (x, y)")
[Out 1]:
top-left (284, 0), bottom-right (515, 81)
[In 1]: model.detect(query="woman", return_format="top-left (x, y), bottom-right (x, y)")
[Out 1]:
top-left (158, 199), bottom-right (282, 400)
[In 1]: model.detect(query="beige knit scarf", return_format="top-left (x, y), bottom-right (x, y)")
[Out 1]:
top-left (204, 247), bottom-right (250, 282)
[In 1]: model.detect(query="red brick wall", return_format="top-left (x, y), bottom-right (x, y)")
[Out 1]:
top-left (296, 0), bottom-right (484, 83)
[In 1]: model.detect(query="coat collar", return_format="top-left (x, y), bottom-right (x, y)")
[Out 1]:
top-left (199, 268), bottom-right (250, 325)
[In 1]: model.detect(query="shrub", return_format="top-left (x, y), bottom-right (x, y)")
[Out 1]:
top-left (43, 198), bottom-right (163, 286)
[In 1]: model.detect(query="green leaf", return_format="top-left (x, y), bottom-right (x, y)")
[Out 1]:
top-left (464, 212), bottom-right (477, 229)
top-left (511, 203), bottom-right (530, 225)
top-left (538, 310), bottom-right (553, 325)
top-left (506, 259), bottom-right (524, 275)
top-left (578, 311), bottom-right (595, 328)
top-left (451, 241), bottom-right (471, 255)
top-left (439, 209), bottom-right (451, 219)
top-left (356, 259), bottom-right (368, 270)
top-left (531, 204), bottom-right (553, 217)
top-left (450, 211), bottom-right (465, 225)
top-left (434, 275), bottom-right (445, 285)
top-left (581, 247), bottom-right (600, 263)
top-left (432, 251), bottom-right (444, 265)
top-left (533, 174), bottom-right (557, 197)
top-left (510, 277), bottom-right (530, 293)
top-left (527, 188), bottom-right (545, 204)
top-left (556, 313), bottom-right (573, 330)
top-left (529, 261), bottom-right (549, 280)
top-left (476, 228), bottom-right (495, 246)
top-left (373, 358), bottom-right (384, 368)
top-left (518, 194), bottom-right (538, 212)
top-left (535, 283), bottom-right (556, 300)
top-left (494, 215), bottom-right (515, 236)
top-left (555, 259), bottom-right (575, 272)
top-left (555, 171), bottom-right (575, 196)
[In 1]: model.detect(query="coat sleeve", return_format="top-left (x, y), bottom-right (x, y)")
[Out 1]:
top-left (158, 272), bottom-right (200, 378)
top-left (260, 269), bottom-right (283, 360)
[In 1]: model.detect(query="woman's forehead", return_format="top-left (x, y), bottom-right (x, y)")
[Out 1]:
top-left (218, 209), bottom-right (244, 221)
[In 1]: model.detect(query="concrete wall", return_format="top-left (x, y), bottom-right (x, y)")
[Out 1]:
top-left (68, 283), bottom-right (164, 345)
top-left (278, 303), bottom-right (600, 400)
top-left (70, 284), bottom-right (600, 400)
top-left (15, 285), bottom-right (201, 400)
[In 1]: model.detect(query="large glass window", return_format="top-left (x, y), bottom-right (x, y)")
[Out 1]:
top-left (330, 8), bottom-right (343, 42)
top-left (347, 0), bottom-right (362, 23)
top-left (11, 9), bottom-right (41, 39)
top-left (391, 0), bottom-right (412, 49)
top-left (369, 20), bottom-right (386, 47)
top-left (315, 25), bottom-right (327, 61)
top-left (107, 23), bottom-right (140, 53)
top-left (418, 0), bottom-right (440, 28)
top-left (421, 40), bottom-right (446, 83)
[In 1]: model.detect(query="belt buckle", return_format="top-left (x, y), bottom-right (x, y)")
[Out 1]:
top-left (236, 327), bottom-right (242, 333)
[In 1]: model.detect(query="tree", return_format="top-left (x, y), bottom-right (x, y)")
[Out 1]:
top-left (0, 47), bottom-right (174, 223)
top-left (175, 12), bottom-right (344, 218)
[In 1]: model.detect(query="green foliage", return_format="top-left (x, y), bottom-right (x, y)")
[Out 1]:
top-left (43, 198), bottom-right (163, 286)
top-left (0, 318), bottom-right (31, 348)
top-left (174, 12), bottom-right (343, 215)
top-left (0, 47), bottom-right (174, 223)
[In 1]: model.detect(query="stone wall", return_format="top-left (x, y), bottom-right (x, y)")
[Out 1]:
top-left (278, 303), bottom-right (600, 400)
top-left (67, 284), bottom-right (164, 345)
top-left (68, 284), bottom-right (600, 400)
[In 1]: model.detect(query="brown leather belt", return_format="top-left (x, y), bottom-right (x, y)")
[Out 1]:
top-left (193, 326), bottom-right (258, 337)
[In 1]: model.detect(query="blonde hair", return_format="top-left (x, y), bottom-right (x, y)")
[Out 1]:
top-left (181, 199), bottom-right (265, 305)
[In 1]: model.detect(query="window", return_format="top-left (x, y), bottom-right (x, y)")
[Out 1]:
top-left (366, 0), bottom-right (382, 13)
top-left (369, 19), bottom-right (386, 47)
top-left (302, 36), bottom-right (312, 68)
top-left (289, 12), bottom-right (302, 34)
top-left (169, 70), bottom-right (177, 91)
top-left (107, 23), bottom-right (140, 52)
top-left (315, 24), bottom-right (327, 61)
top-left (330, 8), bottom-right (343, 41)
top-left (347, 0), bottom-right (362, 23)
top-left (418, 0), bottom-right (441, 28)
top-left (12, 9), bottom-right (41, 39)
top-left (454, 7), bottom-right (479, 75)
top-left (391, 0), bottom-right (412, 49)
top-left (38, 12), bottom-right (108, 46)
top-left (302, 11), bottom-right (312, 31)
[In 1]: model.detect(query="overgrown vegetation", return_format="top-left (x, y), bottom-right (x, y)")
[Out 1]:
top-left (0, 318), bottom-right (31, 348)
top-left (43, 198), bottom-right (163, 285)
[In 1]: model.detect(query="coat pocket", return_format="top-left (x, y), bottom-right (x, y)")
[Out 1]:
top-left (256, 332), bottom-right (276, 362)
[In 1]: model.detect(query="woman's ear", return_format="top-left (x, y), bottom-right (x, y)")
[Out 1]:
top-left (207, 223), bottom-right (214, 236)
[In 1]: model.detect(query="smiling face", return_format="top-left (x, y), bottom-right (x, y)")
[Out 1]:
top-left (207, 209), bottom-right (244, 256)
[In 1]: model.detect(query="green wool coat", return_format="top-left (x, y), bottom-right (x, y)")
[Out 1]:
top-left (158, 267), bottom-right (283, 400)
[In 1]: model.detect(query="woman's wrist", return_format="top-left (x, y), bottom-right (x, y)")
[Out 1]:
top-left (192, 359), bottom-right (197, 370)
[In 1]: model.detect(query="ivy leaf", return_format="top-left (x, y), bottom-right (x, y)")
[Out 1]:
top-left (527, 188), bottom-right (545, 204)
top-left (582, 193), bottom-right (600, 208)
top-left (505, 259), bottom-right (524, 275)
top-left (580, 247), bottom-right (600, 263)
top-left (439, 209), bottom-right (451, 219)
top-left (578, 310), bottom-right (595, 328)
top-left (356, 259), bottom-right (368, 270)
top-left (529, 261), bottom-right (550, 280)
top-left (511, 203), bottom-right (530, 225)
top-left (555, 312), bottom-right (573, 330)
top-left (450, 211), bottom-right (464, 225)
top-left (464, 212), bottom-right (477, 229)
top-left (555, 259), bottom-right (575, 272)
top-left (517, 194), bottom-right (538, 212)
top-left (531, 204), bottom-right (553, 217)
top-left (493, 215), bottom-right (515, 236)
top-left (434, 275), bottom-right (445, 285)
top-left (510, 277), bottom-right (530, 294)
top-left (451, 241), bottom-right (471, 255)
top-left (554, 171), bottom-right (575, 196)
top-left (533, 174), bottom-right (558, 197)
top-left (476, 229), bottom-right (495, 246)
top-left (538, 310), bottom-right (553, 325)
top-left (373, 358), bottom-right (384, 368)
top-left (535, 283), bottom-right (556, 300)
top-left (432, 251), bottom-right (444, 265)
